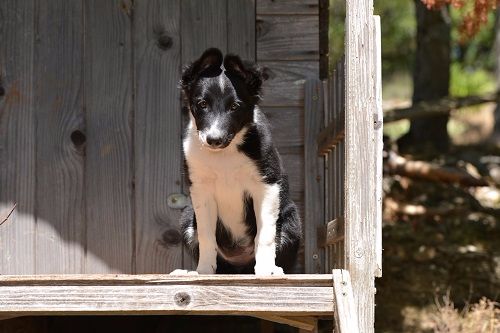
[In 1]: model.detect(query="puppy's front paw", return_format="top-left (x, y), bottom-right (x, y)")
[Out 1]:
top-left (196, 264), bottom-right (216, 274)
top-left (254, 264), bottom-right (284, 276)
top-left (169, 269), bottom-right (199, 276)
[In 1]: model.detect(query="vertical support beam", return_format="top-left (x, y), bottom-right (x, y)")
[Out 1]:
top-left (304, 79), bottom-right (325, 274)
top-left (372, 15), bottom-right (383, 278)
top-left (332, 269), bottom-right (360, 333)
top-left (344, 0), bottom-right (376, 332)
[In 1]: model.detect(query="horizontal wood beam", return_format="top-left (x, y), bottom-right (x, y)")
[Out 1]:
top-left (0, 274), bottom-right (334, 317)
top-left (317, 123), bottom-right (345, 156)
top-left (317, 218), bottom-right (345, 248)
top-left (254, 315), bottom-right (317, 331)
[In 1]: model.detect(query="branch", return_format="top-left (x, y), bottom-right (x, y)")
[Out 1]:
top-left (386, 152), bottom-right (488, 187)
top-left (0, 203), bottom-right (17, 226)
top-left (384, 92), bottom-right (499, 123)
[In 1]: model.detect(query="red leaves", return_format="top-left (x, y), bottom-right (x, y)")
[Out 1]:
top-left (421, 0), bottom-right (498, 40)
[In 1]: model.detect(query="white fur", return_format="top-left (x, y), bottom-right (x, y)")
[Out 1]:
top-left (199, 119), bottom-right (223, 146)
top-left (184, 114), bottom-right (282, 275)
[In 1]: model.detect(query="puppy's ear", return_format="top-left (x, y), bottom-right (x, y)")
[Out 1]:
top-left (223, 54), bottom-right (267, 96)
top-left (181, 48), bottom-right (223, 94)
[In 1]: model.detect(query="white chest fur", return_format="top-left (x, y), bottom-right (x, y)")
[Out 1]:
top-left (183, 120), bottom-right (261, 242)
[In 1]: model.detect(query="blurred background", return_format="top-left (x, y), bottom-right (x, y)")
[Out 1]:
top-left (356, 1), bottom-right (500, 332)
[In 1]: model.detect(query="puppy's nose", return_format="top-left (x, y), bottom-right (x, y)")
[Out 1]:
top-left (206, 135), bottom-right (224, 147)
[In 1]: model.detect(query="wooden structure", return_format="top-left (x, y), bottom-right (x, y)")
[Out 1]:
top-left (0, 0), bottom-right (382, 332)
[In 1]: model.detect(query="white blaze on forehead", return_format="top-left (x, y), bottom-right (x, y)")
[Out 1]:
top-left (218, 74), bottom-right (227, 92)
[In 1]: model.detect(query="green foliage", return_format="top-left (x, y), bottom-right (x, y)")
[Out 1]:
top-left (374, 0), bottom-right (416, 77)
top-left (450, 63), bottom-right (496, 97)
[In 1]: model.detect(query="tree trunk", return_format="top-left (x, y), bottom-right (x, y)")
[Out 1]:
top-left (398, 1), bottom-right (451, 153)
top-left (493, 8), bottom-right (500, 142)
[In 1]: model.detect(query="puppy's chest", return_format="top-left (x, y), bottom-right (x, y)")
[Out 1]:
top-left (186, 147), bottom-right (261, 236)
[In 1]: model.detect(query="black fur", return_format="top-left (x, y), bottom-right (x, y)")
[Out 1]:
top-left (179, 48), bottom-right (302, 274)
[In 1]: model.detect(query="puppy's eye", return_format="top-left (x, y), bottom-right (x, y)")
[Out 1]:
top-left (197, 100), bottom-right (208, 109)
top-left (230, 102), bottom-right (239, 111)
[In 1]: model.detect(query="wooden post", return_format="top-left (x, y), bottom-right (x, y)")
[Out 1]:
top-left (304, 79), bottom-right (326, 274)
top-left (344, 0), bottom-right (377, 332)
top-left (332, 269), bottom-right (359, 333)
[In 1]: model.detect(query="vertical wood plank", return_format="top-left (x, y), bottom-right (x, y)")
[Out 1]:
top-left (0, 0), bottom-right (36, 274)
top-left (84, 0), bottom-right (134, 273)
top-left (228, 0), bottom-right (256, 60)
top-left (181, 0), bottom-right (228, 60)
top-left (34, 0), bottom-right (85, 274)
top-left (134, 0), bottom-right (183, 274)
top-left (372, 15), bottom-right (383, 278)
top-left (304, 79), bottom-right (324, 274)
top-left (344, 1), bottom-right (376, 332)
top-left (332, 269), bottom-right (360, 333)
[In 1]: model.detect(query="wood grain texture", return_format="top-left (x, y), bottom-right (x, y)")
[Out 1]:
top-left (256, 0), bottom-right (318, 15)
top-left (134, 0), bottom-right (183, 274)
top-left (304, 80), bottom-right (325, 274)
top-left (0, 274), bottom-right (333, 286)
top-left (228, 0), bottom-right (256, 60)
top-left (260, 61), bottom-right (318, 107)
top-left (181, 0), bottom-right (227, 60)
top-left (0, 275), bottom-right (334, 317)
top-left (372, 15), bottom-right (383, 278)
top-left (84, 0), bottom-right (134, 273)
top-left (332, 270), bottom-right (360, 333)
top-left (262, 107), bottom-right (303, 148)
top-left (344, 1), bottom-right (376, 332)
top-left (257, 15), bottom-right (318, 61)
top-left (0, 0), bottom-right (36, 274)
top-left (34, 0), bottom-right (85, 274)
top-left (253, 315), bottom-right (317, 331)
top-left (280, 151), bottom-right (304, 204)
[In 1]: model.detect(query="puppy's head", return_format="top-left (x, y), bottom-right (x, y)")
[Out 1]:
top-left (181, 48), bottom-right (266, 150)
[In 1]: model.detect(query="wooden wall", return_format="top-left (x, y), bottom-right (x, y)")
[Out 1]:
top-left (0, 0), bottom-right (319, 275)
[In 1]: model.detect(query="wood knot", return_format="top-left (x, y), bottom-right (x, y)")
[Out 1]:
top-left (256, 19), bottom-right (271, 38)
top-left (161, 228), bottom-right (182, 247)
top-left (70, 130), bottom-right (86, 147)
top-left (174, 292), bottom-right (191, 307)
top-left (153, 26), bottom-right (173, 51)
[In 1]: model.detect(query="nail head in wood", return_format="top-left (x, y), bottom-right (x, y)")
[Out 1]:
top-left (174, 292), bottom-right (191, 307)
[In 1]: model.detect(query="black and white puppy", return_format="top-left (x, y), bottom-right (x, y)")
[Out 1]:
top-left (179, 48), bottom-right (301, 275)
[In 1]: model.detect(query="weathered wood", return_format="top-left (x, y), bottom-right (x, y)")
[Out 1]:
top-left (257, 0), bottom-right (318, 15)
top-left (260, 61), bottom-right (319, 106)
top-left (317, 218), bottom-right (344, 248)
top-left (0, 0), bottom-right (36, 274)
top-left (84, 0), bottom-right (134, 273)
top-left (0, 274), bottom-right (333, 286)
top-left (344, 1), bottom-right (376, 332)
top-left (373, 15), bottom-right (383, 278)
top-left (262, 107), bottom-right (303, 149)
top-left (133, 0), bottom-right (183, 274)
top-left (34, 0), bottom-right (85, 274)
top-left (228, 0), bottom-right (256, 60)
top-left (181, 0), bottom-right (227, 60)
top-left (317, 124), bottom-right (345, 156)
top-left (304, 80), bottom-right (325, 274)
top-left (280, 151), bottom-right (304, 204)
top-left (257, 15), bottom-right (318, 60)
top-left (0, 275), bottom-right (334, 317)
top-left (332, 270), bottom-right (360, 333)
top-left (254, 315), bottom-right (317, 331)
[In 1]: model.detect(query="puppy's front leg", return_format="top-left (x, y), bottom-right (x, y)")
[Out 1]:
top-left (191, 186), bottom-right (218, 274)
top-left (253, 183), bottom-right (283, 275)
